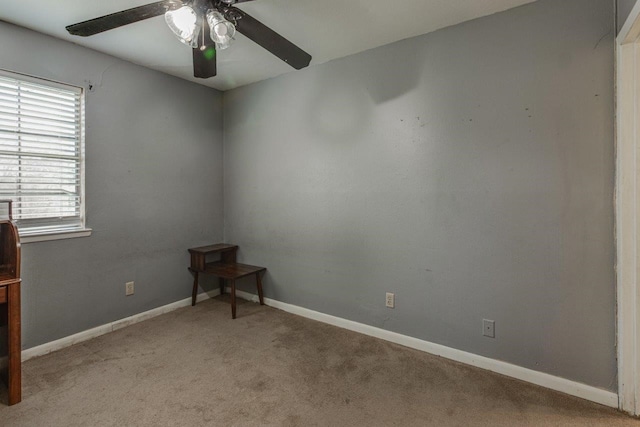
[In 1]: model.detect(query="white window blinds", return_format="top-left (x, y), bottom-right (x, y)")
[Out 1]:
top-left (0, 70), bottom-right (85, 235)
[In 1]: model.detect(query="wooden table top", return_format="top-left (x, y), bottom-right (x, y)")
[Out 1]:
top-left (189, 261), bottom-right (266, 280)
top-left (188, 244), bottom-right (238, 254)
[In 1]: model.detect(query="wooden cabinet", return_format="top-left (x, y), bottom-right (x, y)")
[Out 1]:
top-left (0, 200), bottom-right (21, 405)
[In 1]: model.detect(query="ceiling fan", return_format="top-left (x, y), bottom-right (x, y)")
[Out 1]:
top-left (65, 0), bottom-right (312, 79)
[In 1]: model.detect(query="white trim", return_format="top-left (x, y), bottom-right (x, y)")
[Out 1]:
top-left (20, 228), bottom-right (92, 244)
top-left (619, 1), bottom-right (640, 45)
top-left (20, 287), bottom-right (617, 408)
top-left (617, 4), bottom-right (640, 416)
top-left (21, 290), bottom-right (217, 362)
top-left (230, 289), bottom-right (618, 408)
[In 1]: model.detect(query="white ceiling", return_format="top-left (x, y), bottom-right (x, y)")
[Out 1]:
top-left (0, 0), bottom-right (536, 91)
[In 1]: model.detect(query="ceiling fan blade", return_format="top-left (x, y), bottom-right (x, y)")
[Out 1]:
top-left (230, 9), bottom-right (312, 70)
top-left (66, 0), bottom-right (181, 37)
top-left (193, 18), bottom-right (217, 78)
top-left (193, 46), bottom-right (217, 78)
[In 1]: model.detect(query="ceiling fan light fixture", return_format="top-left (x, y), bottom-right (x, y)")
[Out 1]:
top-left (206, 10), bottom-right (236, 50)
top-left (165, 5), bottom-right (200, 47)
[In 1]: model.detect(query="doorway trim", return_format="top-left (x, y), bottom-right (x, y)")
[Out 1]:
top-left (617, 1), bottom-right (640, 416)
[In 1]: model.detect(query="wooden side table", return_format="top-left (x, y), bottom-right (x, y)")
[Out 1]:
top-left (188, 244), bottom-right (266, 319)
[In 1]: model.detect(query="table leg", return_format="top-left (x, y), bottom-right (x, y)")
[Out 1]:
top-left (219, 278), bottom-right (225, 296)
top-left (256, 273), bottom-right (264, 306)
top-left (191, 272), bottom-right (199, 306)
top-left (7, 282), bottom-right (21, 405)
top-left (230, 279), bottom-right (236, 319)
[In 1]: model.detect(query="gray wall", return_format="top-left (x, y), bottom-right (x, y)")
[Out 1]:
top-left (223, 0), bottom-right (616, 390)
top-left (618, 0), bottom-right (637, 32)
top-left (0, 22), bottom-right (224, 348)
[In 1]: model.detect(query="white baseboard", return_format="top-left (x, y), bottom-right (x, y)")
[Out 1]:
top-left (21, 290), bottom-right (218, 362)
top-left (22, 287), bottom-right (618, 409)
top-left (231, 288), bottom-right (618, 408)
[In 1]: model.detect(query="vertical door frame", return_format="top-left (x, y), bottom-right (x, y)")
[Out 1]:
top-left (617, 1), bottom-right (640, 415)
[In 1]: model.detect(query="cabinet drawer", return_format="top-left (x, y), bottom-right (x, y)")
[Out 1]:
top-left (0, 285), bottom-right (6, 304)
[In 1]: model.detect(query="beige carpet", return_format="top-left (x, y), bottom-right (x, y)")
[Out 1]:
top-left (0, 296), bottom-right (637, 426)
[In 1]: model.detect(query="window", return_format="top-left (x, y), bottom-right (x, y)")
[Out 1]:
top-left (0, 69), bottom-right (87, 239)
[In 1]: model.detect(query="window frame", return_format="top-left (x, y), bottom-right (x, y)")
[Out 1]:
top-left (0, 69), bottom-right (91, 243)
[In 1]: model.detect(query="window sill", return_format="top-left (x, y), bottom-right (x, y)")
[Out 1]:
top-left (19, 228), bottom-right (92, 244)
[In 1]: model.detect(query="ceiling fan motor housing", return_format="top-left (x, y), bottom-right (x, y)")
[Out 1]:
top-left (188, 0), bottom-right (236, 14)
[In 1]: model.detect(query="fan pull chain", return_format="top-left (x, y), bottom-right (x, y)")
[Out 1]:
top-left (200, 15), bottom-right (206, 50)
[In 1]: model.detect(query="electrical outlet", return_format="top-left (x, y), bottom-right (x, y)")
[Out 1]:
top-left (483, 319), bottom-right (495, 338)
top-left (386, 292), bottom-right (395, 308)
top-left (125, 281), bottom-right (135, 296)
